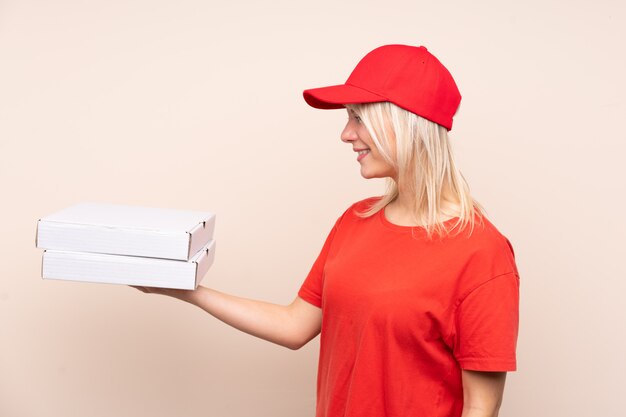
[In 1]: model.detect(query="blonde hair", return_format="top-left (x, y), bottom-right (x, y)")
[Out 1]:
top-left (345, 102), bottom-right (487, 240)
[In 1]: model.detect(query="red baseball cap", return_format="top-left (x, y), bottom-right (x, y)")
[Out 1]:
top-left (303, 44), bottom-right (461, 130)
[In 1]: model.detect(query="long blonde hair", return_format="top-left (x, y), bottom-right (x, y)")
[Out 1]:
top-left (346, 102), bottom-right (487, 240)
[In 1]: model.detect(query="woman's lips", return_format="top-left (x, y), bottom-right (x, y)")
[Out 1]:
top-left (356, 149), bottom-right (370, 161)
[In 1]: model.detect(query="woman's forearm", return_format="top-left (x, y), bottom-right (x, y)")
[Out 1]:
top-left (179, 286), bottom-right (322, 350)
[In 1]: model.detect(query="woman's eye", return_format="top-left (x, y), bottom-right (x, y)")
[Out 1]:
top-left (348, 111), bottom-right (362, 123)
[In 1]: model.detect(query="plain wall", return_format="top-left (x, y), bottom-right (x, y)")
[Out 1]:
top-left (1, 1), bottom-right (625, 416)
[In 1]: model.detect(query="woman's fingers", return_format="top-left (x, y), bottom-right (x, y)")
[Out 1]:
top-left (129, 285), bottom-right (174, 297)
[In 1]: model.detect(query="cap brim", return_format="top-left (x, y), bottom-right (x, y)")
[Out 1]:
top-left (303, 84), bottom-right (388, 109)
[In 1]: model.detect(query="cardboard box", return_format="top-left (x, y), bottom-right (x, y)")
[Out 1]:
top-left (36, 202), bottom-right (215, 261)
top-left (41, 240), bottom-right (216, 290)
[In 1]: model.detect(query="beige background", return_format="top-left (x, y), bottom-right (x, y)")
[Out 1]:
top-left (1, 0), bottom-right (624, 416)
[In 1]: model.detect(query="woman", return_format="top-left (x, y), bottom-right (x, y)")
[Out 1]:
top-left (134, 44), bottom-right (520, 417)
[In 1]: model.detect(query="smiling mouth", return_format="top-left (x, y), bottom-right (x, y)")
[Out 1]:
top-left (356, 149), bottom-right (370, 161)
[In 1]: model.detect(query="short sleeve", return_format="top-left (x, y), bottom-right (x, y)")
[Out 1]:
top-left (297, 212), bottom-right (346, 308)
top-left (453, 272), bottom-right (520, 371)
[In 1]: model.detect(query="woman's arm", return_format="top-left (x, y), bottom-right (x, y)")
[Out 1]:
top-left (460, 370), bottom-right (507, 417)
top-left (132, 286), bottom-right (322, 350)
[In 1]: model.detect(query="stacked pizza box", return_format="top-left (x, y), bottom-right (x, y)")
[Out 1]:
top-left (35, 202), bottom-right (216, 290)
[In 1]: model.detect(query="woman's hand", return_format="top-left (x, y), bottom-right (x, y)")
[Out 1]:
top-left (130, 285), bottom-right (195, 302)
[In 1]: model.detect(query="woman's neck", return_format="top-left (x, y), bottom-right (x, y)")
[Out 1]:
top-left (387, 190), bottom-right (462, 226)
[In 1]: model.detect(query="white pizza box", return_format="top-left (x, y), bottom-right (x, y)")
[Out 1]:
top-left (36, 202), bottom-right (215, 261)
top-left (41, 240), bottom-right (216, 290)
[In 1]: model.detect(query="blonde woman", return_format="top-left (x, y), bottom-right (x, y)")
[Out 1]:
top-left (134, 44), bottom-right (520, 417)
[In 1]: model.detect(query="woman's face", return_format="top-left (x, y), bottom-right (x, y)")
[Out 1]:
top-left (341, 108), bottom-right (397, 180)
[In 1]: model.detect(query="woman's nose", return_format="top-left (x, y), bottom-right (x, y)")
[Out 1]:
top-left (341, 121), bottom-right (357, 143)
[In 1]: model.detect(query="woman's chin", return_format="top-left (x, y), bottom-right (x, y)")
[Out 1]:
top-left (359, 170), bottom-right (375, 179)
top-left (360, 169), bottom-right (391, 180)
